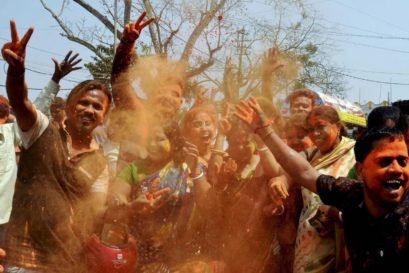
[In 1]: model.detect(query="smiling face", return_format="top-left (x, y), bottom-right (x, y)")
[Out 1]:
top-left (66, 89), bottom-right (108, 136)
top-left (307, 115), bottom-right (341, 154)
top-left (186, 111), bottom-right (216, 150)
top-left (358, 137), bottom-right (409, 213)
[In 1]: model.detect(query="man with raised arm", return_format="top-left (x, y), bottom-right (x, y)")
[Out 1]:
top-left (2, 21), bottom-right (111, 273)
top-left (111, 12), bottom-right (184, 127)
top-left (236, 97), bottom-right (409, 273)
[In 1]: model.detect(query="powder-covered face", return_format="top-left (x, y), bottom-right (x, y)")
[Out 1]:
top-left (285, 126), bottom-right (313, 152)
top-left (290, 96), bottom-right (313, 115)
top-left (66, 89), bottom-right (108, 136)
top-left (307, 115), bottom-right (340, 154)
top-left (227, 127), bottom-right (253, 164)
top-left (358, 137), bottom-right (409, 211)
top-left (146, 127), bottom-right (171, 162)
top-left (186, 111), bottom-right (216, 150)
top-left (152, 83), bottom-right (183, 122)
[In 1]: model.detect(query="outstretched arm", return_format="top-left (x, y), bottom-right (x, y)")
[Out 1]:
top-left (236, 97), bottom-right (320, 193)
top-left (2, 20), bottom-right (35, 131)
top-left (254, 133), bottom-right (283, 178)
top-left (111, 12), bottom-right (154, 110)
top-left (34, 50), bottom-right (82, 114)
top-left (261, 48), bottom-right (283, 101)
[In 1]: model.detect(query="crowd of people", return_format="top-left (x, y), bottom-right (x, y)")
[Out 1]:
top-left (1, 11), bottom-right (409, 273)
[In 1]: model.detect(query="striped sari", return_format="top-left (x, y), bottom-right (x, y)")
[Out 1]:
top-left (293, 137), bottom-right (356, 273)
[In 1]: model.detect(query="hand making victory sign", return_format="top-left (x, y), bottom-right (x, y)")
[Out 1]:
top-left (2, 20), bottom-right (37, 131)
top-left (1, 20), bottom-right (33, 74)
top-left (121, 11), bottom-right (155, 44)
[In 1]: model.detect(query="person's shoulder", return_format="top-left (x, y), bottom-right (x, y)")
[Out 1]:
top-left (318, 174), bottom-right (362, 191)
top-left (317, 174), bottom-right (363, 209)
top-left (0, 122), bottom-right (14, 131)
top-left (396, 190), bottom-right (409, 218)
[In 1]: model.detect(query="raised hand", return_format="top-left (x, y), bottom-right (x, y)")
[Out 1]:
top-left (194, 86), bottom-right (209, 107)
top-left (235, 96), bottom-right (269, 132)
top-left (51, 50), bottom-right (82, 83)
top-left (121, 11), bottom-right (155, 44)
top-left (262, 47), bottom-right (283, 75)
top-left (218, 102), bottom-right (232, 135)
top-left (1, 20), bottom-right (33, 74)
top-left (268, 176), bottom-right (289, 201)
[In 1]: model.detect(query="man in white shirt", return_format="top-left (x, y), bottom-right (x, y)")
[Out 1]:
top-left (0, 96), bottom-right (20, 247)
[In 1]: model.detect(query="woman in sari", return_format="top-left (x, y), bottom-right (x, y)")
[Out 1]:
top-left (182, 105), bottom-right (217, 165)
top-left (270, 105), bottom-right (355, 273)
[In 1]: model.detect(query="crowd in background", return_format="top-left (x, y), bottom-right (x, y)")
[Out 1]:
top-left (1, 11), bottom-right (409, 273)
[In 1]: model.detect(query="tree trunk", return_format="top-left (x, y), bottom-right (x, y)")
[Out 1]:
top-left (124, 0), bottom-right (132, 25)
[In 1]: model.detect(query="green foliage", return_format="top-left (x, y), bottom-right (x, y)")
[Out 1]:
top-left (84, 45), bottom-right (114, 84)
top-left (84, 41), bottom-right (153, 85)
top-left (294, 43), bottom-right (345, 98)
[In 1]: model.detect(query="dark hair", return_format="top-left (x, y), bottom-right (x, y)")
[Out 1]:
top-left (226, 117), bottom-right (249, 138)
top-left (398, 114), bottom-right (409, 134)
top-left (286, 89), bottom-right (317, 107)
top-left (354, 127), bottom-right (403, 163)
top-left (50, 97), bottom-right (66, 108)
top-left (66, 80), bottom-right (112, 112)
top-left (307, 105), bottom-right (347, 137)
top-left (367, 106), bottom-right (400, 130)
top-left (392, 100), bottom-right (409, 115)
top-left (0, 96), bottom-right (10, 119)
top-left (182, 105), bottom-right (216, 136)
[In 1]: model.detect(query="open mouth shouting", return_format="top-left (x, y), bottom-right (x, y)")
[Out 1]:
top-left (201, 133), bottom-right (212, 144)
top-left (383, 179), bottom-right (404, 193)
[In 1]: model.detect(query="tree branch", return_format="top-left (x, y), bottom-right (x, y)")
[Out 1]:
top-left (72, 0), bottom-right (121, 39)
top-left (39, 0), bottom-right (104, 59)
top-left (242, 80), bottom-right (261, 99)
top-left (163, 24), bottom-right (181, 54)
top-left (180, 0), bottom-right (226, 62)
top-left (124, 0), bottom-right (132, 25)
top-left (142, 0), bottom-right (162, 53)
top-left (185, 30), bottom-right (223, 78)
